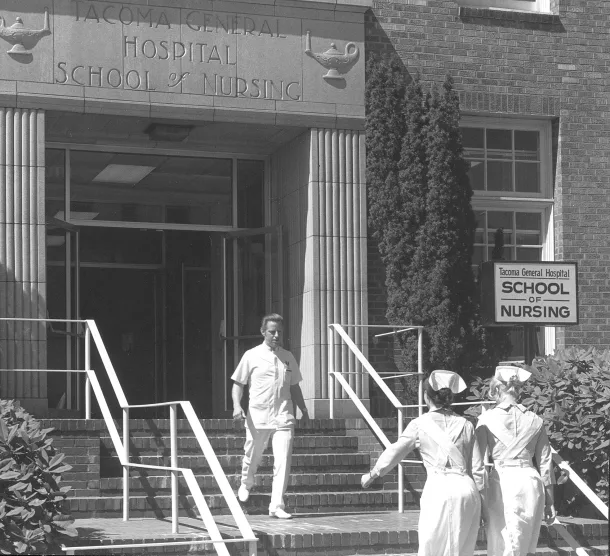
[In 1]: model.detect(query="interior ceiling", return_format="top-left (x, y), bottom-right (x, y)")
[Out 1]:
top-left (46, 111), bottom-right (307, 156)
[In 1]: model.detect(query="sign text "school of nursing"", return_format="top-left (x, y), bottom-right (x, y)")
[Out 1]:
top-left (480, 261), bottom-right (579, 326)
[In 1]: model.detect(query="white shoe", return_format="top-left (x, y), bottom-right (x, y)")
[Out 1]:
top-left (237, 485), bottom-right (250, 502)
top-left (269, 508), bottom-right (292, 519)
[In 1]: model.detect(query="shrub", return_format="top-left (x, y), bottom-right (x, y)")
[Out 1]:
top-left (0, 399), bottom-right (77, 554)
top-left (468, 347), bottom-right (610, 516)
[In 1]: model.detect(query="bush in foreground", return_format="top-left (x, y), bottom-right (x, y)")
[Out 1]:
top-left (0, 399), bottom-right (77, 554)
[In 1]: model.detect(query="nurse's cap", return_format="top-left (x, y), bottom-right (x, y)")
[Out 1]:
top-left (494, 365), bottom-right (532, 384)
top-left (428, 370), bottom-right (467, 394)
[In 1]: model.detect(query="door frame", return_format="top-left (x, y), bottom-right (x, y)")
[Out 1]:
top-left (220, 225), bottom-right (283, 413)
top-left (45, 217), bottom-right (81, 411)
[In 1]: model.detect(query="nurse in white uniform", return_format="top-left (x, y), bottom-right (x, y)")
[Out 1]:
top-left (476, 365), bottom-right (556, 556)
top-left (361, 370), bottom-right (485, 556)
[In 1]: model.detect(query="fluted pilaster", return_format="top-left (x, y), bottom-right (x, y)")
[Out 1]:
top-left (0, 108), bottom-right (46, 402)
top-left (312, 128), bottom-right (367, 400)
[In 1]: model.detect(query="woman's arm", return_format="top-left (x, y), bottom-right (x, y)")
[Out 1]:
top-left (535, 425), bottom-right (556, 523)
top-left (361, 422), bottom-right (417, 487)
top-left (475, 420), bottom-right (490, 523)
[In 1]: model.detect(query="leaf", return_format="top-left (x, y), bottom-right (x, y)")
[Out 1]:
top-left (56, 524), bottom-right (78, 537)
top-left (0, 420), bottom-right (8, 443)
top-left (47, 453), bottom-right (65, 470)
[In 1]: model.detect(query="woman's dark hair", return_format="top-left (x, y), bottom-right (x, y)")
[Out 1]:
top-left (424, 378), bottom-right (454, 408)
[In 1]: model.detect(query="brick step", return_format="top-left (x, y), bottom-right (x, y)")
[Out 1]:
top-left (44, 418), bottom-right (399, 437)
top-left (100, 434), bottom-right (360, 457)
top-left (65, 490), bottom-right (417, 518)
top-left (97, 472), bottom-right (401, 495)
top-left (44, 418), bottom-right (364, 434)
top-left (101, 452), bottom-right (373, 476)
top-left (63, 515), bottom-right (608, 556)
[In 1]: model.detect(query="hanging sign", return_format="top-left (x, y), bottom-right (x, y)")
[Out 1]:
top-left (480, 261), bottom-right (579, 326)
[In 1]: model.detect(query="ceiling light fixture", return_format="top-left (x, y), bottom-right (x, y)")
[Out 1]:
top-left (145, 123), bottom-right (193, 142)
top-left (54, 211), bottom-right (100, 221)
top-left (93, 164), bottom-right (156, 185)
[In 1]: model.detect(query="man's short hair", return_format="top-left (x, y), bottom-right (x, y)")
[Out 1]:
top-left (261, 313), bottom-right (283, 331)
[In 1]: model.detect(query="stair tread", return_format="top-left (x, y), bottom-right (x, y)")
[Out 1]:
top-left (65, 514), bottom-right (609, 545)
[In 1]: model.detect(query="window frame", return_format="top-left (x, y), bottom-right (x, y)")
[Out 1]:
top-left (457, 0), bottom-right (551, 13)
top-left (462, 116), bottom-right (553, 200)
top-left (462, 116), bottom-right (555, 356)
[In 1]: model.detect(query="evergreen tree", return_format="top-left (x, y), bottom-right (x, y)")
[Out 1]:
top-left (366, 55), bottom-right (408, 264)
top-left (405, 75), bottom-right (480, 374)
top-left (385, 75), bottom-right (427, 322)
top-left (366, 62), bottom-right (507, 384)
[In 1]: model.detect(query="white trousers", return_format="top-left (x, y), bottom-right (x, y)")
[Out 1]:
top-left (241, 416), bottom-right (294, 512)
top-left (486, 466), bottom-right (545, 556)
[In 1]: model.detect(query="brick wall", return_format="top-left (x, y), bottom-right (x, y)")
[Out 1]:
top-left (366, 0), bottom-right (610, 350)
top-left (42, 419), bottom-right (102, 497)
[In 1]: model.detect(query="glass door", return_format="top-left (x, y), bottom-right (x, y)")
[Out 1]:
top-left (220, 227), bottom-right (283, 414)
top-left (46, 218), bottom-right (81, 413)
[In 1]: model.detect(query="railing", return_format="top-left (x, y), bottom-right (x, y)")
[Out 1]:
top-left (328, 324), bottom-right (423, 513)
top-left (327, 322), bottom-right (608, 555)
top-left (0, 318), bottom-right (257, 556)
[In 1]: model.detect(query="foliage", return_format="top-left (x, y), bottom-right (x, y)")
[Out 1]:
top-left (467, 348), bottom-right (610, 516)
top-left (366, 59), bottom-right (505, 382)
top-left (0, 399), bottom-right (77, 554)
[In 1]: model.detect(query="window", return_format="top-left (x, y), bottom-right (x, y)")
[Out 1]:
top-left (464, 128), bottom-right (541, 194)
top-left (473, 210), bottom-right (543, 268)
top-left (462, 117), bottom-right (554, 357)
top-left (458, 0), bottom-right (550, 13)
top-left (46, 148), bottom-right (266, 229)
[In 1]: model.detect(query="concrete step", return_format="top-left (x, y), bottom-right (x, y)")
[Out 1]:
top-left (97, 472), bottom-right (401, 495)
top-left (62, 514), bottom-right (609, 555)
top-left (101, 452), bottom-right (374, 476)
top-left (100, 434), bottom-right (360, 457)
top-left (65, 490), bottom-right (417, 518)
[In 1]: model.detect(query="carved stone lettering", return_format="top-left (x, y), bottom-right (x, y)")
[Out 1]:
top-left (72, 0), bottom-right (172, 29)
top-left (31, 0), bottom-right (363, 102)
top-left (185, 10), bottom-right (286, 39)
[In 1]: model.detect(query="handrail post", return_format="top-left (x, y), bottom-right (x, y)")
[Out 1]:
top-left (85, 325), bottom-right (91, 420)
top-left (328, 326), bottom-right (335, 419)
top-left (170, 403), bottom-right (179, 534)
top-left (397, 407), bottom-right (404, 514)
top-left (123, 408), bottom-right (130, 522)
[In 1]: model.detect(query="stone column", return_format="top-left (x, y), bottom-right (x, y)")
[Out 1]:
top-left (310, 128), bottom-right (368, 416)
top-left (0, 108), bottom-right (47, 413)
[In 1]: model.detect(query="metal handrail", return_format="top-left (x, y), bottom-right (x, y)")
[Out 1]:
top-left (0, 318), bottom-right (257, 556)
top-left (328, 323), bottom-right (424, 513)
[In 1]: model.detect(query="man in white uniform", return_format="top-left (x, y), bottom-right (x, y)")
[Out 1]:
top-left (231, 313), bottom-right (308, 519)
